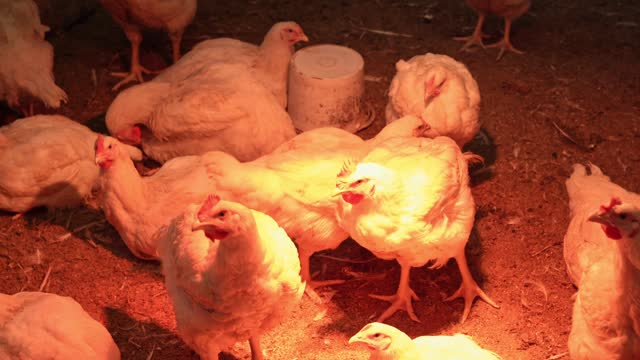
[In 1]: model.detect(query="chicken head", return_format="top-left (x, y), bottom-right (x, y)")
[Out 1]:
top-left (424, 67), bottom-right (447, 101)
top-left (114, 126), bottom-right (142, 146)
top-left (94, 135), bottom-right (117, 170)
top-left (336, 162), bottom-right (393, 205)
top-left (192, 194), bottom-right (254, 240)
top-left (589, 197), bottom-right (640, 268)
top-left (277, 22), bottom-right (309, 44)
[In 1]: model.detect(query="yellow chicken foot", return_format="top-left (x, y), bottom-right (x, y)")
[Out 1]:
top-left (110, 63), bottom-right (156, 91)
top-left (369, 264), bottom-right (420, 322)
top-left (299, 251), bottom-right (345, 304)
top-left (486, 18), bottom-right (525, 61)
top-left (444, 252), bottom-right (499, 323)
top-left (169, 29), bottom-right (185, 63)
top-left (453, 13), bottom-right (489, 52)
top-left (249, 336), bottom-right (264, 360)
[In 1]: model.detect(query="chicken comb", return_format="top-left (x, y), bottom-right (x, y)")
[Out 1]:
top-left (601, 197), bottom-right (622, 212)
top-left (198, 194), bottom-right (221, 221)
top-left (95, 135), bottom-right (105, 154)
top-left (337, 159), bottom-right (356, 178)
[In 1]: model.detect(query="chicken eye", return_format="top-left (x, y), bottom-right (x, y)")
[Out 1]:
top-left (372, 333), bottom-right (381, 338)
top-left (108, 144), bottom-right (113, 149)
top-left (353, 179), bottom-right (364, 186)
top-left (619, 213), bottom-right (628, 220)
top-left (217, 210), bottom-right (227, 217)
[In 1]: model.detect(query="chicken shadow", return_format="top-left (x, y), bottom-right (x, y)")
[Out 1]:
top-left (465, 127), bottom-right (497, 186)
top-left (311, 230), bottom-right (495, 340)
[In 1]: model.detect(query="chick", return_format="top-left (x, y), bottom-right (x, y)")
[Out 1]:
top-left (349, 322), bottom-right (501, 360)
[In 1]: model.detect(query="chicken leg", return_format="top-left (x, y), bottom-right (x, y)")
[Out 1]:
top-left (453, 13), bottom-right (489, 52)
top-left (111, 28), bottom-right (156, 91)
top-left (169, 29), bottom-right (185, 63)
top-left (486, 18), bottom-right (525, 60)
top-left (249, 337), bottom-right (263, 360)
top-left (299, 249), bottom-right (345, 304)
top-left (369, 263), bottom-right (420, 323)
top-left (444, 251), bottom-right (499, 323)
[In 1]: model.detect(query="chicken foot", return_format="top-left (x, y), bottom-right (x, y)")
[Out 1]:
top-left (299, 250), bottom-right (345, 304)
top-left (249, 336), bottom-right (264, 360)
top-left (369, 263), bottom-right (420, 323)
top-left (169, 29), bottom-right (185, 63)
top-left (111, 28), bottom-right (158, 91)
top-left (486, 18), bottom-right (525, 60)
top-left (444, 252), bottom-right (499, 323)
top-left (453, 13), bottom-right (490, 52)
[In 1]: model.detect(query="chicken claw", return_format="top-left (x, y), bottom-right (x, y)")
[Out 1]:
top-left (486, 19), bottom-right (525, 61)
top-left (369, 265), bottom-right (420, 323)
top-left (444, 253), bottom-right (499, 323)
top-left (299, 251), bottom-right (345, 303)
top-left (110, 63), bottom-right (156, 91)
top-left (453, 13), bottom-right (489, 52)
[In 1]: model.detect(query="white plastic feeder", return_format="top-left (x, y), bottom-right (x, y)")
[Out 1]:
top-left (287, 44), bottom-right (373, 133)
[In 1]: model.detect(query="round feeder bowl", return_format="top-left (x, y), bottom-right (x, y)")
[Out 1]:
top-left (288, 44), bottom-right (373, 133)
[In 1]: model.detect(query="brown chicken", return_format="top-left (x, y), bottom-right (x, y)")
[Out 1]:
top-left (100, 0), bottom-right (197, 90)
top-left (455, 0), bottom-right (531, 60)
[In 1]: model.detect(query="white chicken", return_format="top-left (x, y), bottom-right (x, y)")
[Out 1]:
top-left (99, 0), bottom-right (197, 90)
top-left (159, 194), bottom-right (304, 360)
top-left (0, 291), bottom-right (120, 360)
top-left (563, 163), bottom-right (640, 359)
top-left (0, 0), bottom-right (68, 115)
top-left (0, 115), bottom-right (141, 215)
top-left (156, 21), bottom-right (308, 108)
top-left (349, 322), bottom-right (501, 360)
top-left (454, 0), bottom-right (531, 60)
top-left (335, 135), bottom-right (498, 323)
top-left (204, 115), bottom-right (430, 300)
top-left (95, 134), bottom-right (223, 259)
top-left (385, 53), bottom-right (481, 149)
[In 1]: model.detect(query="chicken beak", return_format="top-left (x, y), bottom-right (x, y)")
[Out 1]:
top-left (348, 334), bottom-right (364, 345)
top-left (299, 33), bottom-right (309, 42)
top-left (587, 211), bottom-right (614, 227)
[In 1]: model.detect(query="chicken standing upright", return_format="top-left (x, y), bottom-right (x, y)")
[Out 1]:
top-left (0, 292), bottom-right (120, 360)
top-left (385, 53), bottom-right (481, 149)
top-left (0, 0), bottom-right (67, 115)
top-left (159, 195), bottom-right (304, 360)
top-left (563, 163), bottom-right (640, 359)
top-left (0, 115), bottom-right (142, 215)
top-left (349, 322), bottom-right (501, 360)
top-left (99, 0), bottom-right (197, 90)
top-left (454, 0), bottom-right (531, 60)
top-left (335, 135), bottom-right (498, 323)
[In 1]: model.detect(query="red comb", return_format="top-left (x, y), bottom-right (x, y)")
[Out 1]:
top-left (198, 194), bottom-right (221, 221)
top-left (601, 197), bottom-right (622, 212)
top-left (96, 135), bottom-right (105, 153)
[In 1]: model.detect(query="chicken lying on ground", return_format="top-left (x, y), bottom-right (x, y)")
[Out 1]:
top-left (563, 163), bottom-right (640, 359)
top-left (335, 135), bottom-right (498, 323)
top-left (0, 115), bottom-right (141, 216)
top-left (95, 134), bottom-right (220, 259)
top-left (99, 0), bottom-right (197, 90)
top-left (385, 53), bottom-right (481, 149)
top-left (156, 21), bottom-right (308, 108)
top-left (454, 0), bottom-right (531, 60)
top-left (0, 0), bottom-right (68, 115)
top-left (159, 195), bottom-right (304, 360)
top-left (105, 22), bottom-right (307, 163)
top-left (0, 291), bottom-right (120, 360)
top-left (349, 322), bottom-right (501, 360)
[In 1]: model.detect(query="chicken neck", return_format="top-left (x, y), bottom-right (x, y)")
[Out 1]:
top-left (369, 262), bottom-right (420, 323)
top-left (444, 251), bottom-right (499, 323)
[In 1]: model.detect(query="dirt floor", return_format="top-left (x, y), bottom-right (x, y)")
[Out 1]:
top-left (1, 0), bottom-right (640, 359)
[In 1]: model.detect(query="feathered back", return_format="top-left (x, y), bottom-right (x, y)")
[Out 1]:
top-left (385, 53), bottom-right (480, 147)
top-left (0, 0), bottom-right (67, 109)
top-left (0, 292), bottom-right (120, 360)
